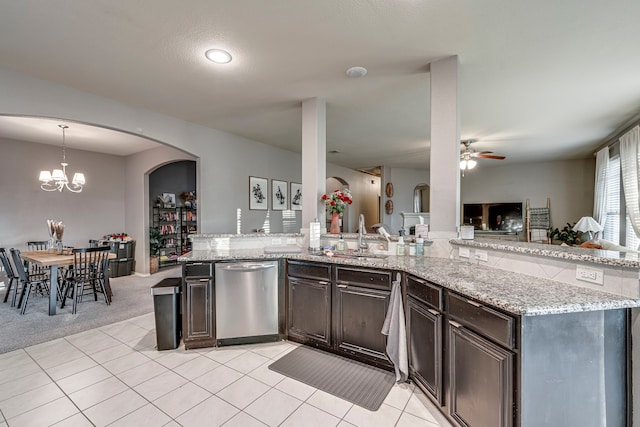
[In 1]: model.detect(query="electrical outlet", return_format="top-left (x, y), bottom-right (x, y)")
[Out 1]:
top-left (271, 238), bottom-right (283, 246)
top-left (475, 250), bottom-right (488, 262)
top-left (576, 265), bottom-right (604, 285)
top-left (459, 247), bottom-right (470, 258)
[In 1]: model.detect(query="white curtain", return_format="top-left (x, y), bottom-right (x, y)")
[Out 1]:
top-left (593, 147), bottom-right (609, 232)
top-left (619, 125), bottom-right (640, 248)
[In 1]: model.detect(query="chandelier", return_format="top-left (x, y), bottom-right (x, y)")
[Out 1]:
top-left (39, 125), bottom-right (85, 193)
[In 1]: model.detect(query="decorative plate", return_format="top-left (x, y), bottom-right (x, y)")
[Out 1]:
top-left (385, 199), bottom-right (394, 214)
top-left (385, 182), bottom-right (394, 197)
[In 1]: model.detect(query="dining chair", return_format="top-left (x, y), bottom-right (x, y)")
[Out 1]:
top-left (0, 248), bottom-right (20, 307)
top-left (26, 241), bottom-right (51, 291)
top-left (60, 246), bottom-right (111, 314)
top-left (9, 248), bottom-right (51, 315)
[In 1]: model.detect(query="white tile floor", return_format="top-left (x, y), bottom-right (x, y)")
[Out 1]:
top-left (0, 313), bottom-right (453, 427)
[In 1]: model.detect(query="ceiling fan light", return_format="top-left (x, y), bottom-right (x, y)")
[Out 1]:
top-left (467, 159), bottom-right (477, 169)
top-left (459, 159), bottom-right (467, 170)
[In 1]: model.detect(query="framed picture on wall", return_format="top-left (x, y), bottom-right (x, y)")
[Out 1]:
top-left (290, 182), bottom-right (302, 210)
top-left (272, 179), bottom-right (288, 210)
top-left (249, 176), bottom-right (268, 210)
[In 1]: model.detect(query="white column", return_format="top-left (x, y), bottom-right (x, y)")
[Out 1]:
top-left (429, 56), bottom-right (460, 234)
top-left (301, 98), bottom-right (327, 239)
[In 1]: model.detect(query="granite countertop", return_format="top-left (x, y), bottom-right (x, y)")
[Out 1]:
top-left (179, 249), bottom-right (640, 316)
top-left (450, 238), bottom-right (640, 268)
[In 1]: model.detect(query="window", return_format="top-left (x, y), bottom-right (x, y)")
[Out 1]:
top-left (602, 147), bottom-right (640, 248)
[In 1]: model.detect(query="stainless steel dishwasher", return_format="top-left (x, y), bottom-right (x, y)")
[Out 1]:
top-left (214, 260), bottom-right (278, 345)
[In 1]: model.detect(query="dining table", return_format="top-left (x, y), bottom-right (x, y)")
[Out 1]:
top-left (21, 250), bottom-right (117, 315)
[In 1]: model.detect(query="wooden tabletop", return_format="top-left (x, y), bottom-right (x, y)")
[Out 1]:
top-left (21, 250), bottom-right (117, 267)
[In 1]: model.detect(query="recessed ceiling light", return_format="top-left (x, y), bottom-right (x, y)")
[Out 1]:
top-left (346, 66), bottom-right (367, 78)
top-left (205, 49), bottom-right (232, 64)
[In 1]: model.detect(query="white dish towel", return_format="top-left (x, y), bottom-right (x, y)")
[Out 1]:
top-left (381, 272), bottom-right (408, 382)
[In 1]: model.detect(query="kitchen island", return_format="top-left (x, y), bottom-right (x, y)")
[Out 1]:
top-left (178, 236), bottom-right (640, 427)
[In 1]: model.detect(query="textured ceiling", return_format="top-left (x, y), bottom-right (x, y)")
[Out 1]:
top-left (1, 1), bottom-right (639, 169)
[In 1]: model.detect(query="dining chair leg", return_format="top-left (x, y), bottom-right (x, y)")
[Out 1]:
top-left (19, 282), bottom-right (32, 315)
top-left (10, 279), bottom-right (21, 307)
top-left (3, 277), bottom-right (15, 303)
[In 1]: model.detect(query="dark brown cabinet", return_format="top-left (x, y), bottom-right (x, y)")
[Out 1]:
top-left (286, 261), bottom-right (392, 367)
top-left (447, 293), bottom-right (515, 427)
top-left (407, 275), bottom-right (444, 404)
top-left (333, 267), bottom-right (392, 366)
top-left (288, 277), bottom-right (331, 348)
top-left (286, 260), bottom-right (332, 348)
top-left (183, 262), bottom-right (215, 349)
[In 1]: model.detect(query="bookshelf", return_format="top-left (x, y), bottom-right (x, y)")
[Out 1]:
top-left (152, 206), bottom-right (197, 267)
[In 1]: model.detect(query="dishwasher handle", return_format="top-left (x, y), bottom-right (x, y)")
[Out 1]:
top-left (218, 263), bottom-right (275, 273)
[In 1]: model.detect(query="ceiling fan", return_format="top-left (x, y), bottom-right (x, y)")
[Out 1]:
top-left (460, 139), bottom-right (506, 175)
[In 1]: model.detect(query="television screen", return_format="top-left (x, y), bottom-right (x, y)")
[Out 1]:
top-left (463, 202), bottom-right (523, 232)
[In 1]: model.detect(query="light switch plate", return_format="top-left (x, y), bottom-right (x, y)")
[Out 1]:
top-left (271, 238), bottom-right (283, 246)
top-left (459, 247), bottom-right (470, 258)
top-left (576, 265), bottom-right (604, 285)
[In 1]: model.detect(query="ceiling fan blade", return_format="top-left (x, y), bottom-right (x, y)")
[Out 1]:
top-left (474, 153), bottom-right (506, 160)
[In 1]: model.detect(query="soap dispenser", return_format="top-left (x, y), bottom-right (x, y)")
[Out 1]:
top-left (396, 230), bottom-right (405, 256)
top-left (415, 234), bottom-right (424, 256)
top-left (337, 234), bottom-right (346, 251)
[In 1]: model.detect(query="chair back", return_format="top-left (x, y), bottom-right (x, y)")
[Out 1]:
top-left (72, 246), bottom-right (110, 282)
top-left (27, 241), bottom-right (49, 251)
top-left (9, 249), bottom-right (29, 282)
top-left (0, 248), bottom-right (17, 280)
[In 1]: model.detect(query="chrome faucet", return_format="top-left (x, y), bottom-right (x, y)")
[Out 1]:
top-left (358, 214), bottom-right (368, 254)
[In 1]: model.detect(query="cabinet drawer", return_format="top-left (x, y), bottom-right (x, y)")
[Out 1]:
top-left (447, 293), bottom-right (515, 349)
top-left (407, 276), bottom-right (442, 311)
top-left (336, 267), bottom-right (391, 290)
top-left (184, 262), bottom-right (213, 278)
top-left (287, 260), bottom-right (331, 281)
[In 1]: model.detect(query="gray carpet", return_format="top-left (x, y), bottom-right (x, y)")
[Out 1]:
top-left (0, 266), bottom-right (181, 354)
top-left (268, 345), bottom-right (396, 411)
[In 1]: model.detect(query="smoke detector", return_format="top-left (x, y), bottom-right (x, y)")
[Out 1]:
top-left (346, 66), bottom-right (367, 78)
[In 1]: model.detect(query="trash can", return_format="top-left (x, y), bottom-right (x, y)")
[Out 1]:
top-left (151, 278), bottom-right (182, 350)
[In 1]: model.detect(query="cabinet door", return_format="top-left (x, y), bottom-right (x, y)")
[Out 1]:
top-left (287, 277), bottom-right (331, 348)
top-left (449, 321), bottom-right (514, 427)
top-left (183, 278), bottom-right (215, 349)
top-left (334, 284), bottom-right (390, 363)
top-left (407, 297), bottom-right (442, 404)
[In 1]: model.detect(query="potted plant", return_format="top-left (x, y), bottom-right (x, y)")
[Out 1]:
top-left (149, 226), bottom-right (162, 273)
top-left (548, 223), bottom-right (580, 246)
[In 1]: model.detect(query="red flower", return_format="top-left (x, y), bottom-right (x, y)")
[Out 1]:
top-left (322, 194), bottom-right (328, 200)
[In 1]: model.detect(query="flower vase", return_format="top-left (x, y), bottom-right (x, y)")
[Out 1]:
top-left (48, 238), bottom-right (56, 253)
top-left (330, 213), bottom-right (341, 234)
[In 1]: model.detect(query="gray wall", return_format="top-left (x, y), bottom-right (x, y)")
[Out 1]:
top-left (0, 137), bottom-right (125, 250)
top-left (461, 159), bottom-right (595, 229)
top-left (149, 161), bottom-right (196, 209)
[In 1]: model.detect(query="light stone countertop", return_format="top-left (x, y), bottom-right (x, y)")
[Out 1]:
top-left (450, 238), bottom-right (640, 268)
top-left (179, 248), bottom-right (640, 317)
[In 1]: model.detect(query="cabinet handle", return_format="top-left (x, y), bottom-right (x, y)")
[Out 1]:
top-left (190, 262), bottom-right (204, 266)
top-left (199, 278), bottom-right (209, 282)
top-left (427, 308), bottom-right (440, 316)
top-left (337, 284), bottom-right (348, 288)
top-left (466, 299), bottom-right (482, 308)
top-left (450, 320), bottom-right (463, 329)
top-left (318, 281), bottom-right (329, 285)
